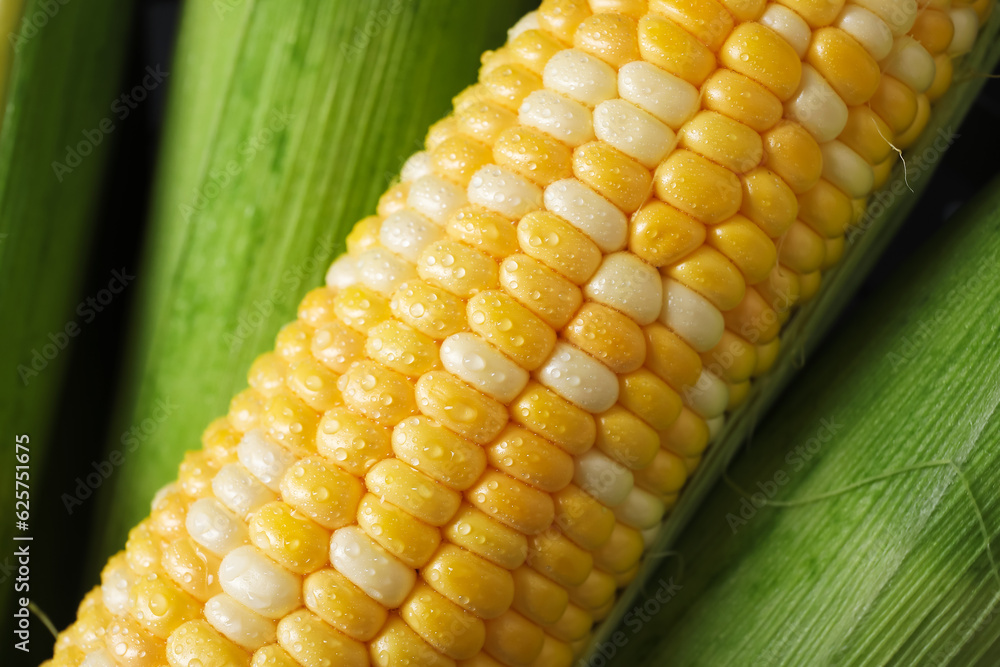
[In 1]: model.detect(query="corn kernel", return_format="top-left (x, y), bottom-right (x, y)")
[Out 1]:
top-left (277, 609), bottom-right (368, 667)
top-left (304, 568), bottom-right (388, 642)
top-left (487, 424), bottom-right (574, 493)
top-left (423, 543), bottom-right (515, 619)
top-left (595, 406), bottom-right (660, 470)
top-left (655, 150), bottom-right (742, 225)
top-left (447, 206), bottom-right (518, 259)
top-left (493, 125), bottom-right (573, 186)
top-left (720, 23), bottom-right (802, 100)
top-left (511, 565), bottom-right (569, 625)
top-left (701, 68), bottom-right (783, 133)
top-left (617, 369), bottom-right (682, 431)
top-left (401, 583), bottom-right (486, 660)
top-left (467, 290), bottom-right (557, 371)
top-left (467, 469), bottom-right (555, 535)
top-left (392, 416), bottom-right (487, 490)
top-left (637, 15), bottom-right (716, 86)
top-left (414, 370), bottom-right (508, 445)
top-left (552, 484), bottom-right (617, 551)
top-left (370, 615), bottom-right (453, 667)
top-left (538, 0), bottom-right (593, 43)
top-left (484, 610), bottom-right (545, 666)
top-left (564, 302), bottom-right (646, 374)
top-left (357, 493), bottom-right (441, 569)
top-left (366, 459), bottom-right (460, 527)
top-left (573, 13), bottom-right (641, 67)
top-left (444, 504), bottom-right (529, 571)
top-left (516, 210), bottom-right (602, 284)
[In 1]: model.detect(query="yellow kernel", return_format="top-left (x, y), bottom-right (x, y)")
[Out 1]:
top-left (573, 13), bottom-right (641, 67)
top-left (720, 23), bottom-right (802, 101)
top-left (423, 543), bottom-right (515, 619)
top-left (552, 485), bottom-right (617, 551)
top-left (807, 27), bottom-right (881, 106)
top-left (414, 371), bottom-right (508, 445)
top-left (573, 142), bottom-right (652, 214)
top-left (304, 568), bottom-right (388, 642)
top-left (493, 126), bottom-right (573, 186)
top-left (510, 382), bottom-right (596, 456)
top-left (655, 150), bottom-right (742, 225)
top-left (638, 14), bottom-right (716, 86)
top-left (706, 214), bottom-right (777, 284)
top-left (316, 407), bottom-right (392, 476)
top-left (280, 456), bottom-right (362, 531)
top-left (357, 493), bottom-right (441, 569)
top-left (563, 302), bottom-right (646, 375)
top-left (700, 67), bottom-right (782, 133)
top-left (762, 122), bottom-right (823, 194)
top-left (339, 360), bottom-right (417, 427)
top-left (446, 206), bottom-right (518, 259)
top-left (629, 199), bottom-right (706, 268)
top-left (643, 323), bottom-right (703, 393)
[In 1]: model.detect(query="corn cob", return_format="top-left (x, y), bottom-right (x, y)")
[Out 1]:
top-left (47, 0), bottom-right (990, 665)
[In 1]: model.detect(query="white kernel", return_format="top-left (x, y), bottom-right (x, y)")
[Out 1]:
top-left (218, 545), bottom-right (302, 619)
top-left (544, 179), bottom-right (626, 252)
top-left (543, 49), bottom-right (617, 107)
top-left (100, 559), bottom-right (135, 616)
top-left (204, 593), bottom-right (277, 650)
top-left (617, 61), bottom-right (699, 129)
top-left (325, 255), bottom-right (359, 291)
top-left (593, 99), bottom-right (676, 168)
top-left (641, 525), bottom-right (661, 548)
top-left (821, 141), bottom-right (874, 199)
top-left (379, 210), bottom-right (444, 263)
top-left (707, 415), bottom-right (726, 442)
top-left (948, 8), bottom-right (979, 56)
top-left (759, 4), bottom-right (812, 58)
top-left (573, 448), bottom-right (633, 507)
top-left (185, 497), bottom-right (249, 556)
top-left (212, 463), bottom-right (275, 518)
top-left (519, 90), bottom-right (595, 147)
top-left (400, 151), bottom-right (433, 183)
top-left (882, 36), bottom-right (936, 94)
top-left (440, 333), bottom-right (529, 403)
top-left (613, 486), bottom-right (666, 530)
top-left (536, 342), bottom-right (619, 413)
top-left (356, 247), bottom-right (418, 297)
top-left (784, 65), bottom-right (849, 143)
top-left (330, 526), bottom-right (416, 608)
top-left (659, 278), bottom-right (725, 353)
top-left (81, 649), bottom-right (117, 667)
top-left (683, 369), bottom-right (729, 419)
top-left (407, 174), bottom-right (468, 224)
top-left (508, 11), bottom-right (540, 40)
top-left (584, 252), bottom-right (663, 325)
top-left (853, 0), bottom-right (918, 35)
top-left (467, 165), bottom-right (543, 219)
top-left (237, 429), bottom-right (297, 492)
top-left (835, 6), bottom-right (894, 60)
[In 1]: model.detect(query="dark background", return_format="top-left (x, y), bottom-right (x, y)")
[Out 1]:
top-left (14, 0), bottom-right (1000, 663)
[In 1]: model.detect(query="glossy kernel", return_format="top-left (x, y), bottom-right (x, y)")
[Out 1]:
top-left (655, 150), bottom-right (742, 225)
top-left (629, 199), bottom-right (706, 268)
top-left (564, 302), bottom-right (647, 374)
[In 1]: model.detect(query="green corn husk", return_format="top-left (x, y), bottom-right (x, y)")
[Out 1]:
top-left (605, 173), bottom-right (1000, 666)
top-left (90, 0), bottom-right (538, 571)
top-left (587, 10), bottom-right (1000, 663)
top-left (0, 0), bottom-right (131, 615)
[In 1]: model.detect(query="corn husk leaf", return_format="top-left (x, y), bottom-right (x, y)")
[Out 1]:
top-left (90, 0), bottom-right (538, 569)
top-left (0, 0), bottom-right (131, 614)
top-left (592, 9), bottom-right (1000, 664)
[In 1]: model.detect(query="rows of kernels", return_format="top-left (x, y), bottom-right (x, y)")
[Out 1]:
top-left (46, 1), bottom-right (986, 665)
